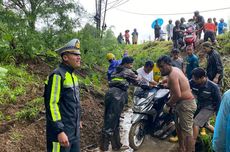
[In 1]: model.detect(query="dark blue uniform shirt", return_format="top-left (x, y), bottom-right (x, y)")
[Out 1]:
top-left (189, 79), bottom-right (221, 112)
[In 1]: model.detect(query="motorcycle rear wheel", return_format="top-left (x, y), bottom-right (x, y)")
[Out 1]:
top-left (129, 121), bottom-right (145, 150)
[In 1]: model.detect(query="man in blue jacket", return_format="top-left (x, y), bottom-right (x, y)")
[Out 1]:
top-left (218, 18), bottom-right (227, 35)
top-left (106, 51), bottom-right (127, 81)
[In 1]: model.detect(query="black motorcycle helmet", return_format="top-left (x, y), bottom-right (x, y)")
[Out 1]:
top-left (121, 56), bottom-right (134, 65)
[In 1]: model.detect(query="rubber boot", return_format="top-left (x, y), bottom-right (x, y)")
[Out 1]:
top-left (200, 128), bottom-right (207, 136)
top-left (111, 129), bottom-right (122, 151)
top-left (99, 132), bottom-right (110, 151)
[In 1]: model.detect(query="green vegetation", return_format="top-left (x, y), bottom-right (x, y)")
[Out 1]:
top-left (216, 32), bottom-right (230, 90)
top-left (0, 111), bottom-right (11, 121)
top-left (126, 41), bottom-right (172, 68)
top-left (15, 97), bottom-right (43, 121)
top-left (217, 32), bottom-right (230, 54)
top-left (0, 1), bottom-right (229, 151)
top-left (0, 64), bottom-right (37, 104)
top-left (9, 131), bottom-right (24, 143)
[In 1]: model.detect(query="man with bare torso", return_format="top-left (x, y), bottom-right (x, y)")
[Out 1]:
top-left (157, 55), bottom-right (197, 152)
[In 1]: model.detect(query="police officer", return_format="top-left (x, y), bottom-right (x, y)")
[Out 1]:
top-left (44, 39), bottom-right (82, 152)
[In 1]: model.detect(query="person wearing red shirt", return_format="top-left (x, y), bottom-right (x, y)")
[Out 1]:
top-left (204, 18), bottom-right (217, 44)
top-left (124, 30), bottom-right (130, 44)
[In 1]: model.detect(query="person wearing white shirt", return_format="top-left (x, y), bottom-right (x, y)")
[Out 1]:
top-left (136, 61), bottom-right (157, 86)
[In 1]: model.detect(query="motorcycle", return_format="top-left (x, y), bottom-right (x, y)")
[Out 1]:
top-left (128, 85), bottom-right (175, 150)
top-left (174, 24), bottom-right (198, 51)
top-left (184, 26), bottom-right (197, 49)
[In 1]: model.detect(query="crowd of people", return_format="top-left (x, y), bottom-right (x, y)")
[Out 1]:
top-left (117, 11), bottom-right (228, 47)
top-left (167, 11), bottom-right (228, 49)
top-left (117, 28), bottom-right (139, 45)
top-left (103, 41), bottom-right (227, 151)
top-left (43, 11), bottom-right (228, 152)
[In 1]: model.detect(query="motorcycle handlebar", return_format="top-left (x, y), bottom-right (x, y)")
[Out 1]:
top-left (140, 83), bottom-right (166, 90)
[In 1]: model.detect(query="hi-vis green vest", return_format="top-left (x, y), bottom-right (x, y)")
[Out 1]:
top-left (44, 63), bottom-right (81, 142)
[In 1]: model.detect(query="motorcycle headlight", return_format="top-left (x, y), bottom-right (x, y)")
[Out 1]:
top-left (133, 104), bottom-right (147, 112)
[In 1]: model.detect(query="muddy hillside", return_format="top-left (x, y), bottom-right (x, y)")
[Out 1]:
top-left (0, 37), bottom-right (230, 152)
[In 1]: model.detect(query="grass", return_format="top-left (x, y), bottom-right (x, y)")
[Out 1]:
top-left (217, 32), bottom-right (230, 54)
top-left (126, 41), bottom-right (172, 69)
top-left (0, 111), bottom-right (11, 122)
top-left (15, 97), bottom-right (43, 121)
top-left (9, 131), bottom-right (24, 143)
top-left (0, 32), bottom-right (228, 150)
top-left (0, 64), bottom-right (37, 104)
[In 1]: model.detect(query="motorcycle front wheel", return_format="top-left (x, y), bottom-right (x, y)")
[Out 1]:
top-left (129, 121), bottom-right (145, 150)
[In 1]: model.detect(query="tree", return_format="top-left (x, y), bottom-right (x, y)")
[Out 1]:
top-left (2, 0), bottom-right (85, 31)
top-left (0, 0), bottom-right (89, 59)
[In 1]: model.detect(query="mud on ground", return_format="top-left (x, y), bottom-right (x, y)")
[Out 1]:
top-left (0, 58), bottom-right (105, 152)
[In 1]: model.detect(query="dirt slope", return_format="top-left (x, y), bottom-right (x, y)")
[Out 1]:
top-left (0, 58), bottom-right (105, 152)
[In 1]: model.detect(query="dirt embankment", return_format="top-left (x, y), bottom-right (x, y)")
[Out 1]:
top-left (0, 58), bottom-right (105, 152)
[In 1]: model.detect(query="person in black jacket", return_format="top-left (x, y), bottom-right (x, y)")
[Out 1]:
top-left (173, 20), bottom-right (183, 49)
top-left (44, 39), bottom-right (82, 152)
top-left (100, 57), bottom-right (141, 151)
top-left (202, 41), bottom-right (223, 86)
top-left (194, 11), bottom-right (205, 39)
top-left (190, 68), bottom-right (221, 145)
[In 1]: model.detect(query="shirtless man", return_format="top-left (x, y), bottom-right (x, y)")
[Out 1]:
top-left (157, 55), bottom-right (197, 152)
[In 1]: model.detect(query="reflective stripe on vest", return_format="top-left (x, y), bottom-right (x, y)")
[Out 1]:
top-left (50, 74), bottom-right (61, 121)
top-left (63, 72), bottom-right (78, 88)
top-left (112, 77), bottom-right (125, 81)
top-left (52, 142), bottom-right (60, 152)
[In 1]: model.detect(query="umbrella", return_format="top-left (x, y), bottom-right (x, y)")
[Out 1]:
top-left (151, 18), bottom-right (164, 29)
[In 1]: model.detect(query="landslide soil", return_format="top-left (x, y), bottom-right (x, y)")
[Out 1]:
top-left (0, 58), bottom-right (105, 152)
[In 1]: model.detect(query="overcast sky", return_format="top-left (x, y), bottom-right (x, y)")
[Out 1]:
top-left (78, 0), bottom-right (230, 43)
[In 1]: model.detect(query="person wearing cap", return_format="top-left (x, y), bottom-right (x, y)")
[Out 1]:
top-left (100, 56), bottom-right (141, 151)
top-left (218, 18), bottom-right (227, 35)
top-left (171, 48), bottom-right (184, 71)
top-left (185, 45), bottom-right (199, 80)
top-left (44, 39), bottom-right (82, 152)
top-left (202, 41), bottom-right (223, 85)
top-left (106, 51), bottom-right (128, 81)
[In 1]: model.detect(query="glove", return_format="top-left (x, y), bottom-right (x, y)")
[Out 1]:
top-left (163, 104), bottom-right (170, 113)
